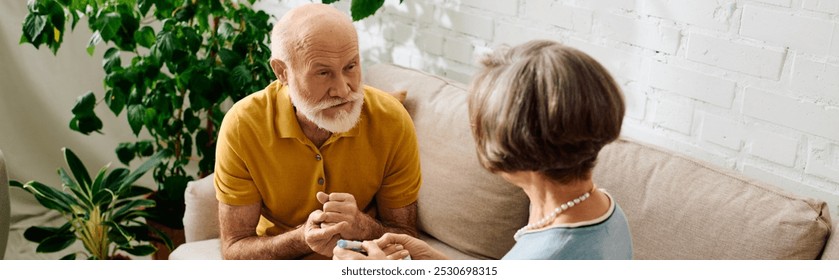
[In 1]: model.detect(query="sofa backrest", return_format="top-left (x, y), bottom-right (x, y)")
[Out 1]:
top-left (594, 139), bottom-right (832, 259)
top-left (365, 63), bottom-right (833, 260)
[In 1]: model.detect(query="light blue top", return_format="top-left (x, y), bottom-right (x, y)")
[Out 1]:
top-left (502, 192), bottom-right (633, 260)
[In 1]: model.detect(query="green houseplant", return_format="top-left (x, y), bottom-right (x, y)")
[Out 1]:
top-left (10, 148), bottom-right (170, 260)
top-left (19, 0), bottom-right (395, 254)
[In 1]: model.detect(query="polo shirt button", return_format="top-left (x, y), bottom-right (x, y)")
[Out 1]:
top-left (315, 154), bottom-right (322, 161)
top-left (317, 178), bottom-right (324, 185)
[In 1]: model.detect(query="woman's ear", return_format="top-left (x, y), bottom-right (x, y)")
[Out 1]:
top-left (270, 59), bottom-right (289, 84)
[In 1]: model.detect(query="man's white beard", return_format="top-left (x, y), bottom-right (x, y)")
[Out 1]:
top-left (288, 85), bottom-right (364, 133)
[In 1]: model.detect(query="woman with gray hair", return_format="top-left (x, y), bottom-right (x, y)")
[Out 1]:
top-left (334, 40), bottom-right (632, 260)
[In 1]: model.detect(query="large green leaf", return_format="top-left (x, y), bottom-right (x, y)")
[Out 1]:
top-left (217, 48), bottom-right (240, 68)
top-left (36, 232), bottom-right (77, 253)
top-left (136, 140), bottom-right (154, 157)
top-left (115, 149), bottom-right (168, 195)
top-left (102, 47), bottom-right (121, 71)
top-left (71, 91), bottom-right (96, 116)
top-left (115, 142), bottom-right (135, 165)
top-left (134, 26), bottom-right (156, 48)
top-left (105, 88), bottom-right (127, 115)
top-left (103, 167), bottom-right (129, 191)
top-left (230, 64), bottom-right (252, 90)
top-left (90, 164), bottom-right (110, 200)
top-left (69, 114), bottom-right (103, 135)
top-left (63, 148), bottom-right (91, 189)
top-left (106, 222), bottom-right (131, 245)
top-left (95, 12), bottom-right (121, 41)
top-left (22, 13), bottom-right (47, 44)
top-left (111, 199), bottom-right (156, 222)
top-left (9, 180), bottom-right (23, 188)
top-left (58, 168), bottom-right (91, 208)
top-left (92, 189), bottom-right (116, 207)
top-left (350, 0), bottom-right (385, 21)
top-left (23, 181), bottom-right (75, 213)
top-left (23, 224), bottom-right (72, 243)
top-left (127, 104), bottom-right (145, 136)
top-left (155, 29), bottom-right (177, 57)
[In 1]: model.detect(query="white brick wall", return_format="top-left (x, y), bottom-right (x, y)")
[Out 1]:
top-left (833, 27), bottom-right (839, 57)
top-left (802, 0), bottom-right (839, 14)
top-left (749, 129), bottom-right (799, 167)
top-left (743, 87), bottom-right (839, 141)
top-left (754, 0), bottom-right (793, 7)
top-left (686, 33), bottom-right (786, 79)
top-left (597, 13), bottom-right (681, 54)
top-left (649, 61), bottom-right (736, 108)
top-left (806, 139), bottom-right (839, 182)
top-left (790, 57), bottom-right (839, 105)
top-left (640, 0), bottom-right (737, 31)
top-left (700, 113), bottom-right (743, 150)
top-left (257, 0), bottom-right (839, 217)
top-left (439, 9), bottom-right (494, 40)
top-left (740, 5), bottom-right (834, 56)
top-left (654, 97), bottom-right (694, 135)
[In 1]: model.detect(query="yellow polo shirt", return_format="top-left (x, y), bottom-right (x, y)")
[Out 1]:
top-left (214, 81), bottom-right (421, 236)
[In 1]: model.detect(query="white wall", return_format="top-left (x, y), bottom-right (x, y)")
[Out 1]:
top-left (259, 0), bottom-right (839, 215)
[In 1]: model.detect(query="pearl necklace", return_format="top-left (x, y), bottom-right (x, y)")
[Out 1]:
top-left (514, 190), bottom-right (592, 241)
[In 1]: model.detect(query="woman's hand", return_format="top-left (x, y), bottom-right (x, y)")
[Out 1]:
top-left (332, 240), bottom-right (408, 260)
top-left (373, 233), bottom-right (448, 260)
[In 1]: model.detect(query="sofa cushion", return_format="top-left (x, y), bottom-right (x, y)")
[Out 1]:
top-left (594, 139), bottom-right (832, 259)
top-left (366, 64), bottom-right (529, 260)
top-left (182, 175), bottom-right (219, 242)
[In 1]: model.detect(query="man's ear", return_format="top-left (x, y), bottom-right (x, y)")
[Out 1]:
top-left (270, 59), bottom-right (288, 84)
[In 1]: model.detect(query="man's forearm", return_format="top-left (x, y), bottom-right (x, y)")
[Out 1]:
top-left (222, 227), bottom-right (313, 259)
top-left (356, 214), bottom-right (418, 240)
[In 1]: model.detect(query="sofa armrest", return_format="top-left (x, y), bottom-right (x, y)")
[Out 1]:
top-left (183, 174), bottom-right (219, 242)
top-left (822, 222), bottom-right (839, 260)
top-left (169, 239), bottom-right (222, 260)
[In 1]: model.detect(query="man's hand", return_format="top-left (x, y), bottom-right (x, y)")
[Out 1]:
top-left (303, 209), bottom-right (346, 257)
top-left (316, 192), bottom-right (376, 240)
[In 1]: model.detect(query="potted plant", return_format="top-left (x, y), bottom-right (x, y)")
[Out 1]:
top-left (19, 0), bottom-right (394, 258)
top-left (9, 148), bottom-right (170, 260)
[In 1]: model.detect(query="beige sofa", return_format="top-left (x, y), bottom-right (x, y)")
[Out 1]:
top-left (169, 64), bottom-right (839, 260)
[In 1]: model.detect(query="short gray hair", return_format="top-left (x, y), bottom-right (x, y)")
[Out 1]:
top-left (468, 40), bottom-right (625, 183)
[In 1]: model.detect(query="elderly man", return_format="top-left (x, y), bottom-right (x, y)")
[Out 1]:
top-left (214, 3), bottom-right (421, 259)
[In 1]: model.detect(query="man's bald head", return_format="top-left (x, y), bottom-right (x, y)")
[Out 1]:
top-left (270, 3), bottom-right (358, 66)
